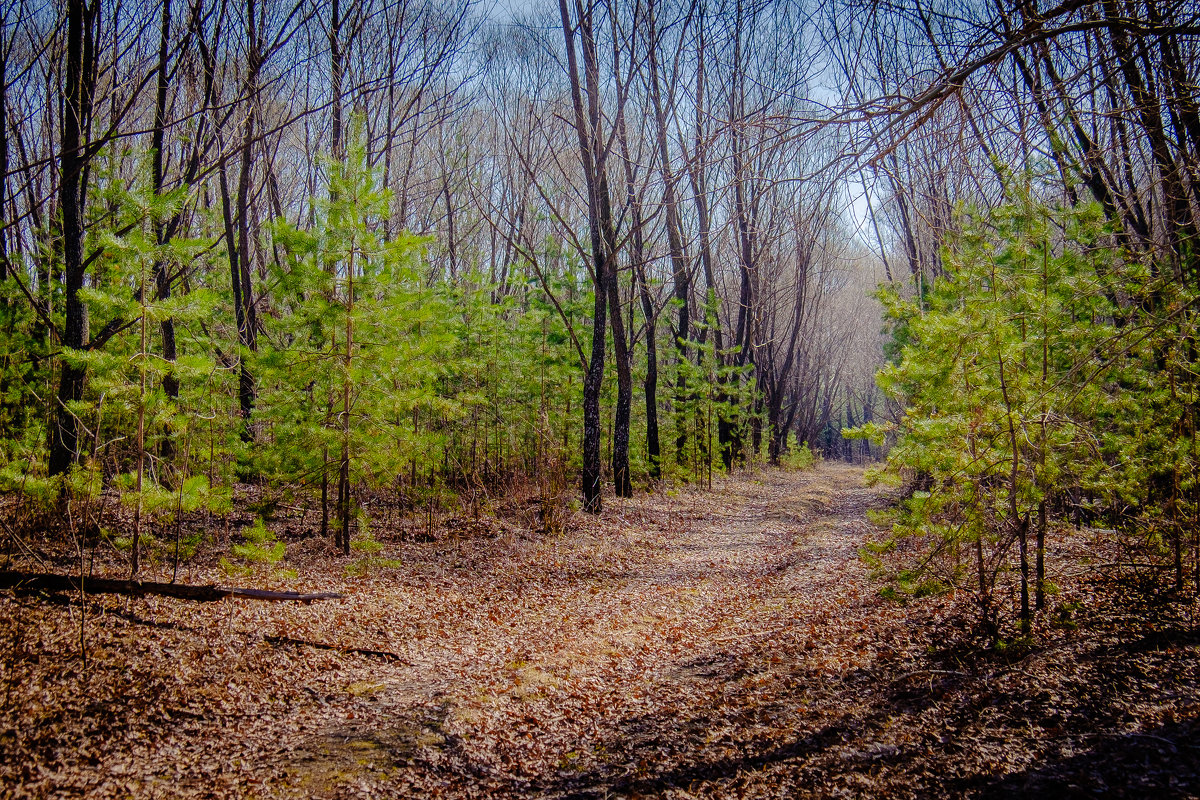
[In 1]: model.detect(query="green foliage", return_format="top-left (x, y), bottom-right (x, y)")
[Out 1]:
top-left (668, 290), bottom-right (762, 482)
top-left (219, 558), bottom-right (254, 579)
top-left (254, 120), bottom-right (594, 535)
top-left (345, 528), bottom-right (402, 574)
top-left (779, 433), bottom-right (816, 470)
top-left (260, 128), bottom-right (433, 485)
top-left (0, 144), bottom-right (239, 563)
top-left (0, 123), bottom-right (818, 570)
top-left (865, 508), bottom-right (897, 529)
top-left (229, 517), bottom-right (286, 565)
top-left (350, 526), bottom-right (384, 554)
top-left (344, 555), bottom-right (404, 577)
top-left (856, 175), bottom-right (1200, 623)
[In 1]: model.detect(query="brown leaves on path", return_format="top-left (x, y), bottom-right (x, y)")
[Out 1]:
top-left (2, 463), bottom-right (1198, 799)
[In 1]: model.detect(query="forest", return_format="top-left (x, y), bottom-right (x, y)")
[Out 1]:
top-left (1, 0), bottom-right (1199, 797)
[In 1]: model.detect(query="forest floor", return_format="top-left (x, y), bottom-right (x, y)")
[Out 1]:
top-left (2, 463), bottom-right (1199, 799)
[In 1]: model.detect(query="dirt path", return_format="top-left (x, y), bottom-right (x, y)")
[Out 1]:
top-left (6, 463), bottom-right (901, 800)
top-left (273, 462), bottom-right (896, 798)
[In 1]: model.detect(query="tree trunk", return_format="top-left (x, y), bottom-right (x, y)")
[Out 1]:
top-left (0, 11), bottom-right (12, 438)
top-left (218, 163), bottom-right (256, 427)
top-left (646, 20), bottom-right (689, 471)
top-left (608, 257), bottom-right (633, 497)
top-left (559, 0), bottom-right (621, 513)
top-left (640, 281), bottom-right (660, 479)
top-left (1036, 498), bottom-right (1046, 610)
top-left (581, 248), bottom-right (607, 513)
top-left (217, 0), bottom-right (265, 433)
top-left (149, 0), bottom-right (180, 480)
top-left (49, 0), bottom-right (96, 477)
top-left (0, 13), bottom-right (8, 285)
top-left (329, 0), bottom-right (343, 159)
top-left (336, 247), bottom-right (354, 554)
top-left (616, 93), bottom-right (659, 481)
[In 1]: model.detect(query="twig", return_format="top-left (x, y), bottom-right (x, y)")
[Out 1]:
top-left (712, 625), bottom-right (794, 643)
top-left (888, 668), bottom-right (968, 685)
top-left (263, 634), bottom-right (409, 663)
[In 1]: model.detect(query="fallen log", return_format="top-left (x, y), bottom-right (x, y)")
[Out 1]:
top-left (0, 571), bottom-right (344, 603)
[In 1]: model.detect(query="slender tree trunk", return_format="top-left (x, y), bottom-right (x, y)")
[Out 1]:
top-left (559, 0), bottom-right (616, 513)
top-left (608, 257), bottom-right (632, 497)
top-left (337, 248), bottom-right (354, 553)
top-left (998, 348), bottom-right (1030, 635)
top-left (682, 9), bottom-right (722, 478)
top-left (722, 2), bottom-right (757, 470)
top-left (327, 0), bottom-right (346, 543)
top-left (1018, 514), bottom-right (1031, 634)
top-left (0, 13), bottom-right (8, 285)
top-left (218, 0), bottom-right (264, 433)
top-left (150, 0), bottom-right (180, 478)
top-left (321, 445), bottom-right (330, 540)
top-left (132, 286), bottom-right (147, 579)
top-left (0, 11), bottom-right (12, 437)
top-left (606, 42), bottom-right (641, 495)
top-left (639, 272), bottom-right (660, 479)
top-left (329, 0), bottom-right (343, 159)
top-left (151, 0), bottom-right (177, 394)
top-left (218, 163), bottom-right (255, 427)
top-left (766, 238), bottom-right (811, 463)
top-left (1036, 499), bottom-right (1046, 610)
top-left (646, 22), bottom-right (689, 470)
top-left (616, 110), bottom-right (659, 480)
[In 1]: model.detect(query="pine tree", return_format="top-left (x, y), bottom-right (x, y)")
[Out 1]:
top-left (853, 182), bottom-right (1129, 633)
top-left (264, 124), bottom-right (440, 553)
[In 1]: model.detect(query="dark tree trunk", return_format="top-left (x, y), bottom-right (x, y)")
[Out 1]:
top-left (151, 0), bottom-right (179, 481)
top-left (217, 0), bottom-right (264, 432)
top-left (1035, 498), bottom-right (1046, 610)
top-left (0, 9), bottom-right (10, 434)
top-left (767, 239), bottom-right (811, 463)
top-left (724, 9), bottom-right (755, 470)
top-left (617, 94), bottom-right (659, 481)
top-left (641, 287), bottom-right (661, 479)
top-left (0, 16), bottom-right (8, 285)
top-left (608, 251), bottom-right (633, 498)
top-left (559, 0), bottom-right (610, 514)
top-left (329, 0), bottom-right (343, 159)
top-left (646, 19), bottom-right (689, 470)
top-left (582, 288), bottom-right (606, 512)
top-left (560, 0), bottom-right (632, 509)
top-left (337, 443), bottom-right (351, 553)
top-left (218, 163), bottom-right (255, 427)
top-left (49, 0), bottom-right (96, 477)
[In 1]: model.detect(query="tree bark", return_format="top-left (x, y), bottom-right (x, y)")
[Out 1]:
top-left (559, 0), bottom-right (620, 512)
top-left (150, 0), bottom-right (179, 488)
top-left (218, 0), bottom-right (266, 432)
top-left (646, 16), bottom-right (689, 472)
top-left (49, 0), bottom-right (97, 477)
top-left (608, 250), bottom-right (633, 497)
top-left (329, 0), bottom-right (344, 159)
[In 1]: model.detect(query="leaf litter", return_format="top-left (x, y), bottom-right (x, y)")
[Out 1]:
top-left (2, 462), bottom-right (1198, 798)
